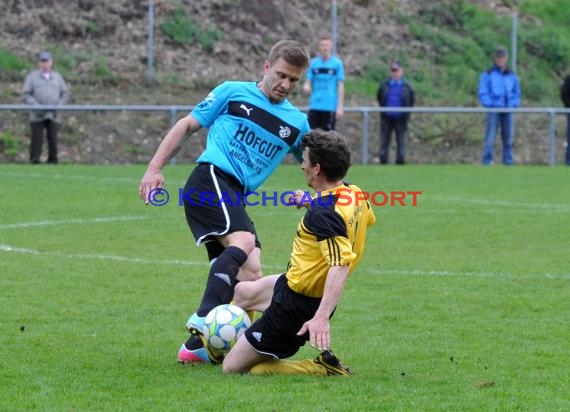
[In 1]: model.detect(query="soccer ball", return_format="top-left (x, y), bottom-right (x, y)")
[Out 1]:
top-left (202, 304), bottom-right (251, 355)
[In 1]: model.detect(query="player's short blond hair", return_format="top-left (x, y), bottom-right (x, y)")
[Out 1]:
top-left (268, 40), bottom-right (310, 70)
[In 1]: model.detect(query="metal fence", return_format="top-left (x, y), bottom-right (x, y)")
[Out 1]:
top-left (1, 104), bottom-right (568, 165)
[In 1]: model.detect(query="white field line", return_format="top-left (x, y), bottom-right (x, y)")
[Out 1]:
top-left (0, 244), bottom-right (205, 267)
top-left (1, 243), bottom-right (568, 279)
top-left (429, 195), bottom-right (570, 212)
top-left (0, 215), bottom-right (147, 229)
top-left (367, 267), bottom-right (570, 280)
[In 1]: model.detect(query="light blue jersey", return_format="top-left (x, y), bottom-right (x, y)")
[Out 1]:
top-left (191, 81), bottom-right (309, 192)
top-left (307, 56), bottom-right (345, 111)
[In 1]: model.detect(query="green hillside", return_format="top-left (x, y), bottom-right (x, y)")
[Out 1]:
top-left (0, 0), bottom-right (568, 164)
top-left (1, 0), bottom-right (568, 107)
top-left (353, 0), bottom-right (570, 106)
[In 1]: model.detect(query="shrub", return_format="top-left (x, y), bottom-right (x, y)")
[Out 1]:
top-left (0, 131), bottom-right (22, 159)
top-left (161, 7), bottom-right (221, 53)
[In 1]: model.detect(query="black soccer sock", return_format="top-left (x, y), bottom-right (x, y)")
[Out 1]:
top-left (196, 246), bottom-right (248, 317)
top-left (205, 240), bottom-right (224, 263)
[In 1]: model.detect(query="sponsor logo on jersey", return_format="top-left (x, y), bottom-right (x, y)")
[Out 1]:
top-left (279, 125), bottom-right (291, 139)
top-left (228, 100), bottom-right (300, 147)
top-left (240, 104), bottom-right (253, 116)
top-left (313, 67), bottom-right (338, 76)
top-left (232, 124), bottom-right (284, 160)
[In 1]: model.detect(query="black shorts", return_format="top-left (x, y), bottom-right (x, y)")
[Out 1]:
top-left (308, 110), bottom-right (336, 131)
top-left (183, 163), bottom-right (260, 247)
top-left (244, 274), bottom-right (322, 359)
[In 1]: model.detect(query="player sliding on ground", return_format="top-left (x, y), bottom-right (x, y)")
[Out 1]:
top-left (222, 129), bottom-right (376, 376)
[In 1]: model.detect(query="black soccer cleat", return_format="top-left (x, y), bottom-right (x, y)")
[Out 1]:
top-left (314, 350), bottom-right (353, 376)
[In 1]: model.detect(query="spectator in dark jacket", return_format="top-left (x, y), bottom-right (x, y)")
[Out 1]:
top-left (560, 75), bottom-right (570, 165)
top-left (376, 61), bottom-right (414, 165)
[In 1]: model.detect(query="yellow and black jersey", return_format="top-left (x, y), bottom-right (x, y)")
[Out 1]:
top-left (286, 183), bottom-right (376, 297)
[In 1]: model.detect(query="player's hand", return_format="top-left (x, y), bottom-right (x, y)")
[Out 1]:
top-left (287, 189), bottom-right (311, 209)
top-left (297, 317), bottom-right (331, 351)
top-left (139, 166), bottom-right (165, 205)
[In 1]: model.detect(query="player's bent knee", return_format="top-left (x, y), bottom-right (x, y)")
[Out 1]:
top-left (221, 360), bottom-right (244, 374)
top-left (241, 236), bottom-right (256, 255)
top-left (227, 231), bottom-right (256, 255)
top-left (233, 282), bottom-right (252, 309)
top-left (221, 363), bottom-right (234, 374)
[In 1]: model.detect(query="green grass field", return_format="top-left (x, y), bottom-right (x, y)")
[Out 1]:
top-left (1, 163), bottom-right (569, 411)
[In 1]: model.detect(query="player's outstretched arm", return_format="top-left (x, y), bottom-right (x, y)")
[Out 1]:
top-left (297, 265), bottom-right (349, 351)
top-left (139, 115), bottom-right (201, 204)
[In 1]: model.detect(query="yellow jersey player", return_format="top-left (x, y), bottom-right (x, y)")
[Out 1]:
top-left (223, 129), bottom-right (376, 376)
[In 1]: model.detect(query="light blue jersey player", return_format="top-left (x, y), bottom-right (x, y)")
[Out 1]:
top-left (303, 34), bottom-right (345, 131)
top-left (192, 80), bottom-right (309, 192)
top-left (139, 40), bottom-right (311, 365)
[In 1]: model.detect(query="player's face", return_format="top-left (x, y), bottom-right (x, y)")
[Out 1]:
top-left (301, 148), bottom-right (318, 188)
top-left (318, 39), bottom-right (332, 58)
top-left (261, 57), bottom-right (305, 103)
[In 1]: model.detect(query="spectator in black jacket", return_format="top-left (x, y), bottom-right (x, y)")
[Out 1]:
top-left (376, 61), bottom-right (414, 165)
top-left (561, 75), bottom-right (570, 165)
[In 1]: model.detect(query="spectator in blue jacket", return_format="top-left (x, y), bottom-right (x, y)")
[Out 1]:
top-left (377, 61), bottom-right (414, 165)
top-left (560, 75), bottom-right (570, 165)
top-left (478, 46), bottom-right (521, 165)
